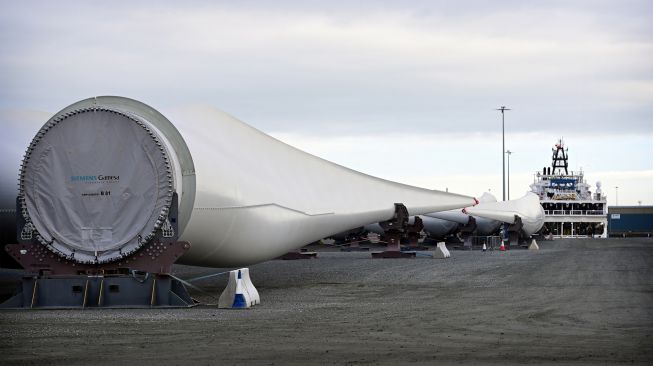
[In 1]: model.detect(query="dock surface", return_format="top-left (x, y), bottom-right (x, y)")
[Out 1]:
top-left (1, 238), bottom-right (652, 365)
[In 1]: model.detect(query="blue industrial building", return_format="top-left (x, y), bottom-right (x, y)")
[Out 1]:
top-left (608, 206), bottom-right (653, 237)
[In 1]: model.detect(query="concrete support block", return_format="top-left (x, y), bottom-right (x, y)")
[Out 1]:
top-left (434, 242), bottom-right (451, 259)
top-left (241, 268), bottom-right (260, 305)
top-left (218, 269), bottom-right (252, 309)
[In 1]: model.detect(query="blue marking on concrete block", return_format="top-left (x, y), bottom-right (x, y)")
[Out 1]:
top-left (232, 293), bottom-right (247, 308)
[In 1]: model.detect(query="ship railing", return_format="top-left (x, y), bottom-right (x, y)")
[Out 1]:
top-left (586, 210), bottom-right (605, 215)
top-left (545, 210), bottom-right (606, 216)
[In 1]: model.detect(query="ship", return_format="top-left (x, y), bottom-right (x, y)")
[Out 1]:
top-left (530, 139), bottom-right (607, 238)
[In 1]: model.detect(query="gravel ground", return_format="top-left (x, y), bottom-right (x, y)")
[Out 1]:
top-left (1, 238), bottom-right (652, 365)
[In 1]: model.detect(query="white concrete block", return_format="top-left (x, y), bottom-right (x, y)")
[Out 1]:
top-left (434, 242), bottom-right (450, 259)
top-left (241, 268), bottom-right (260, 305)
top-left (218, 269), bottom-right (252, 309)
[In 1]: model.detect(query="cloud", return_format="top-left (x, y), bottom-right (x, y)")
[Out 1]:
top-left (0, 109), bottom-right (51, 205)
top-left (0, 1), bottom-right (651, 136)
top-left (0, 1), bottom-right (651, 205)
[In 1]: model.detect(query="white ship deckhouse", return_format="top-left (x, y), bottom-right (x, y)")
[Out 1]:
top-left (530, 139), bottom-right (607, 238)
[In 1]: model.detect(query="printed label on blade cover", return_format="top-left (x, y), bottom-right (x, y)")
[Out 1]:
top-left (71, 175), bottom-right (120, 183)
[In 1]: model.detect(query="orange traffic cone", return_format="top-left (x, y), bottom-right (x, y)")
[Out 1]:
top-left (482, 243), bottom-right (487, 252)
top-left (499, 241), bottom-right (506, 251)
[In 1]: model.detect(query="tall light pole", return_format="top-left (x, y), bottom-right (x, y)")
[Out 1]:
top-left (496, 106), bottom-right (511, 201)
top-left (506, 150), bottom-right (513, 200)
top-left (615, 186), bottom-right (619, 206)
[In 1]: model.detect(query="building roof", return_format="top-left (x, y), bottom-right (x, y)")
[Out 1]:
top-left (608, 206), bottom-right (653, 214)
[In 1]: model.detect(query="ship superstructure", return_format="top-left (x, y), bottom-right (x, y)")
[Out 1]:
top-left (530, 139), bottom-right (607, 238)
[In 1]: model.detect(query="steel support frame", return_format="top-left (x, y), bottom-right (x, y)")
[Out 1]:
top-left (372, 203), bottom-right (418, 258)
top-left (1, 193), bottom-right (195, 309)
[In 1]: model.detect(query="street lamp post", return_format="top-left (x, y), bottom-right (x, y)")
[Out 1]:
top-left (496, 106), bottom-right (511, 201)
top-left (506, 150), bottom-right (513, 200)
top-left (615, 186), bottom-right (619, 206)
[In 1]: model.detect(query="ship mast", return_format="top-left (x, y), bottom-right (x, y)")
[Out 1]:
top-left (552, 138), bottom-right (568, 175)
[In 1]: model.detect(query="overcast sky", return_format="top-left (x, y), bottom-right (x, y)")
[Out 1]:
top-left (1, 0), bottom-right (651, 205)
